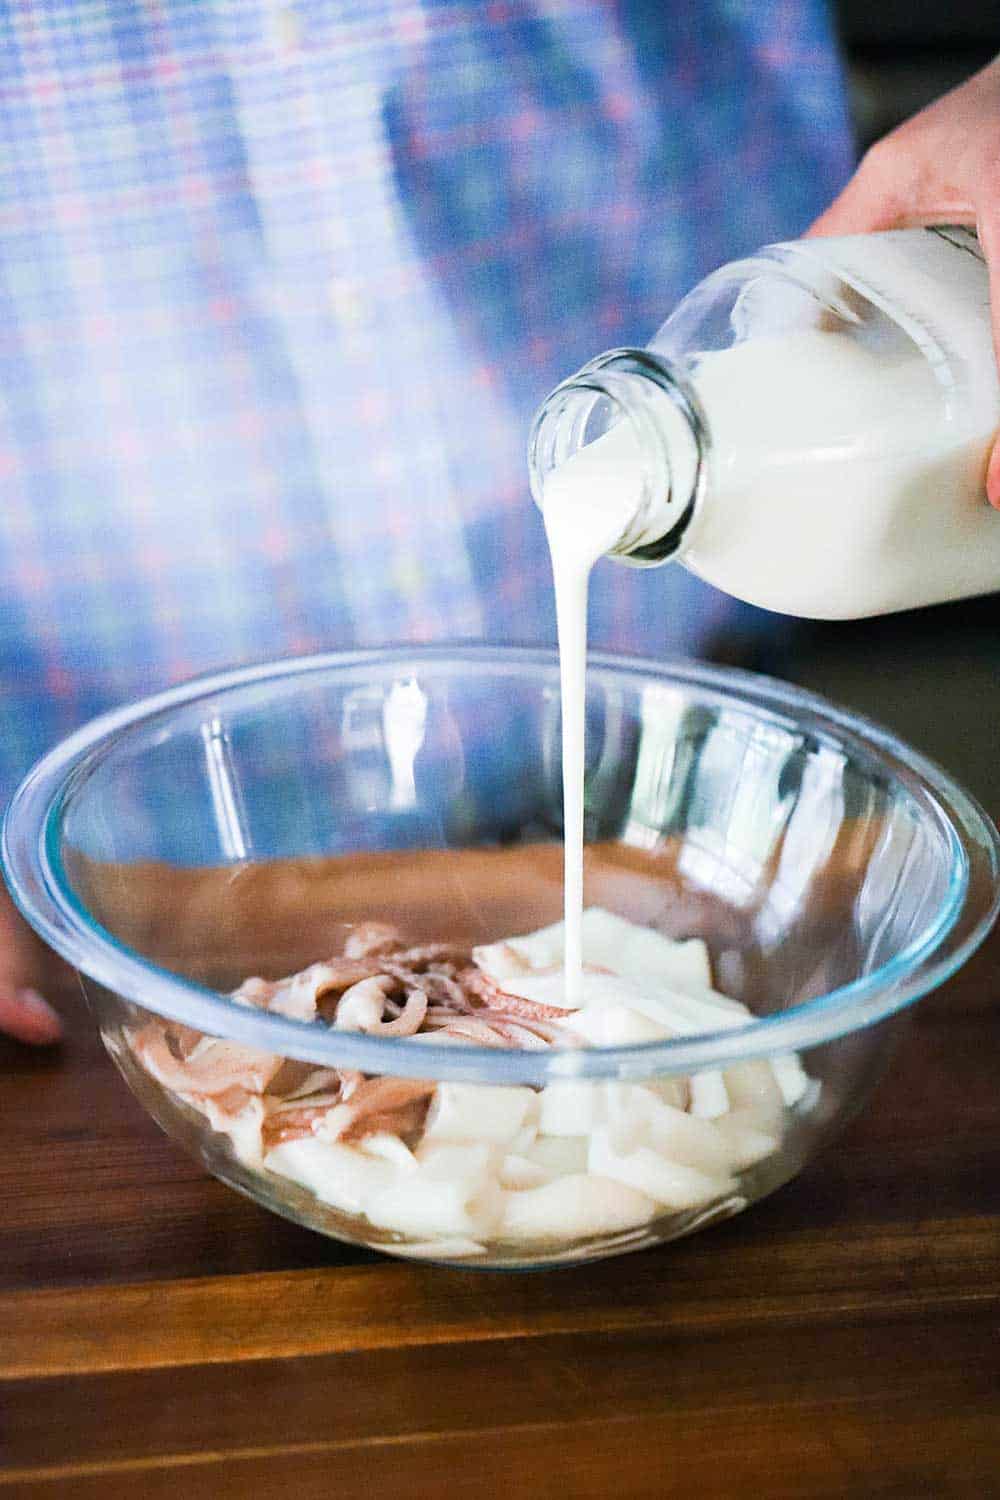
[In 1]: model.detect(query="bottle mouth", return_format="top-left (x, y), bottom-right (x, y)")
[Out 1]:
top-left (528, 348), bottom-right (707, 565)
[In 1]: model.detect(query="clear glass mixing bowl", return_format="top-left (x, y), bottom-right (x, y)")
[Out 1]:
top-left (4, 648), bottom-right (998, 1268)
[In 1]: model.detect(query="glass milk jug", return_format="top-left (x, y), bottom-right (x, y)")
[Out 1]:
top-left (528, 228), bottom-right (1000, 619)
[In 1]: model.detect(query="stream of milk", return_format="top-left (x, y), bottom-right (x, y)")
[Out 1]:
top-left (542, 438), bottom-right (646, 1003)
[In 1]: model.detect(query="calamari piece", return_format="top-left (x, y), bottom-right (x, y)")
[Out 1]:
top-left (364, 1169), bottom-right (503, 1240)
top-left (474, 907), bottom-right (712, 996)
top-left (264, 1137), bottom-right (396, 1215)
top-left (769, 1052), bottom-right (813, 1109)
top-left (200, 1087), bottom-right (267, 1168)
top-left (415, 1140), bottom-right (498, 1182)
top-left (604, 1085), bottom-right (732, 1176)
top-left (688, 1070), bottom-right (730, 1119)
top-left (525, 1135), bottom-right (590, 1176)
top-left (333, 975), bottom-right (391, 1031)
top-left (459, 967), bottom-right (570, 1020)
top-left (589, 1125), bottom-right (735, 1210)
top-left (499, 1173), bottom-right (658, 1243)
top-left (422, 1082), bottom-right (538, 1146)
top-left (636, 1075), bottom-right (690, 1112)
top-left (360, 1132), bottom-right (420, 1171)
top-left (570, 1002), bottom-right (675, 1046)
top-left (344, 922), bottom-right (403, 959)
top-left (498, 1152), bottom-right (553, 1190)
top-left (317, 1075), bottom-right (436, 1144)
top-left (273, 1064), bottom-right (347, 1101)
top-left (723, 1059), bottom-right (785, 1120)
top-left (484, 966), bottom-right (749, 1043)
top-left (712, 1110), bottom-right (781, 1170)
top-left (263, 1099), bottom-right (342, 1150)
top-left (578, 908), bottom-right (713, 994)
top-left (390, 943), bottom-right (472, 971)
top-left (132, 1024), bottom-right (282, 1098)
top-left (333, 974), bottom-right (428, 1037)
top-left (538, 1080), bottom-right (603, 1137)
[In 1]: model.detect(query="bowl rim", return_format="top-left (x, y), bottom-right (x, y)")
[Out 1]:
top-left (4, 645), bottom-right (999, 1085)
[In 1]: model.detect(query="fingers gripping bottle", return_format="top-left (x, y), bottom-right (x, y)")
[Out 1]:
top-left (529, 229), bottom-right (1000, 619)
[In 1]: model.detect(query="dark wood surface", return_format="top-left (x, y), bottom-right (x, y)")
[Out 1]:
top-left (2, 928), bottom-right (999, 1496)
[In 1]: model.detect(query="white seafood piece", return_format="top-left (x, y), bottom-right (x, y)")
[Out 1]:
top-left (498, 1152), bottom-right (553, 1190)
top-left (688, 1070), bottom-right (730, 1119)
top-left (569, 1002), bottom-right (675, 1046)
top-left (335, 976), bottom-right (392, 1032)
top-left (473, 923), bottom-right (564, 980)
top-left (360, 1132), bottom-right (420, 1172)
top-left (712, 1109), bottom-right (782, 1170)
top-left (589, 1126), bottom-right (734, 1209)
top-left (723, 1059), bottom-right (786, 1120)
top-left (202, 1093), bottom-right (266, 1169)
top-left (525, 1135), bottom-right (590, 1176)
top-left (604, 1086), bottom-right (732, 1176)
top-left (364, 1170), bottom-right (504, 1240)
top-left (486, 965), bottom-right (750, 1044)
top-left (135, 1029), bottom-right (282, 1098)
top-left (264, 1138), bottom-right (395, 1215)
top-left (415, 1140), bottom-right (499, 1181)
top-left (537, 1079), bottom-right (604, 1137)
top-left (499, 1173), bottom-right (658, 1242)
top-left (770, 1052), bottom-right (813, 1108)
top-left (577, 908), bottom-right (712, 993)
top-left (641, 983), bottom-right (751, 1034)
top-left (634, 1075), bottom-right (689, 1111)
top-left (474, 907), bottom-right (711, 996)
top-left (422, 1083), bottom-right (538, 1146)
top-left (273, 964), bottom-right (329, 1022)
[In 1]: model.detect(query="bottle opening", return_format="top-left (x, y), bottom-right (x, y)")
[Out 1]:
top-left (528, 349), bottom-right (705, 566)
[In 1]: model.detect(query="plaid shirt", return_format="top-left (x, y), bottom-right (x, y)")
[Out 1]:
top-left (0, 0), bottom-right (852, 799)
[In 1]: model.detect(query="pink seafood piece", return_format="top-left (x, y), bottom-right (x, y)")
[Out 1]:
top-left (370, 987), bottom-right (429, 1037)
top-left (459, 967), bottom-right (570, 1021)
top-left (262, 1093), bottom-right (345, 1149)
top-left (131, 1022), bottom-right (282, 1097)
top-left (390, 942), bottom-right (472, 970)
top-left (318, 1074), bottom-right (436, 1143)
top-left (344, 922), bottom-right (404, 960)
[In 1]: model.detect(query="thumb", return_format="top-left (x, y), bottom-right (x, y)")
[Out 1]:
top-left (805, 145), bottom-right (914, 239)
top-left (0, 886), bottom-right (64, 1045)
top-left (0, 986), bottom-right (62, 1045)
top-left (976, 204), bottom-right (1000, 509)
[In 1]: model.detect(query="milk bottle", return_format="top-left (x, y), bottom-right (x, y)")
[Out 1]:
top-left (530, 228), bottom-right (1000, 620)
top-left (532, 228), bottom-right (1000, 1001)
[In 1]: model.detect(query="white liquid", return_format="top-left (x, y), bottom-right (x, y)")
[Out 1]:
top-left (542, 443), bottom-right (640, 1003)
top-left (680, 329), bottom-right (1000, 618)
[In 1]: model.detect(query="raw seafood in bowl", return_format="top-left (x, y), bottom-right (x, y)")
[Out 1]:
top-left (4, 650), bottom-right (998, 1268)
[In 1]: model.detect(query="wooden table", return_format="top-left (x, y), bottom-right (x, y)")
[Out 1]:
top-left (3, 935), bottom-right (999, 1498)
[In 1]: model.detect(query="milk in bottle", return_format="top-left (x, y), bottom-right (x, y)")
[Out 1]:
top-left (531, 228), bottom-right (1000, 620)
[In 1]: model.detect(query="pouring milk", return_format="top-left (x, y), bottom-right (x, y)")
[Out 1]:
top-left (534, 228), bottom-right (1000, 1001)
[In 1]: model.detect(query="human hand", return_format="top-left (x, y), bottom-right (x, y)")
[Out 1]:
top-left (0, 884), bottom-right (63, 1044)
top-left (806, 54), bottom-right (1000, 508)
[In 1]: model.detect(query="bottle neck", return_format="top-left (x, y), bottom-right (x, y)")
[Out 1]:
top-left (528, 348), bottom-right (706, 566)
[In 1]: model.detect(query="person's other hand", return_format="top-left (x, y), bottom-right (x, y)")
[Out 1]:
top-left (806, 55), bottom-right (1000, 508)
top-left (0, 884), bottom-right (63, 1044)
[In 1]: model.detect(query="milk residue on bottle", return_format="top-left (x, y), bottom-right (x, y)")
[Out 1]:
top-left (536, 227), bottom-right (1000, 1000)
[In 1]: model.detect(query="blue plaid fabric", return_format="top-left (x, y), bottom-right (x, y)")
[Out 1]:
top-left (0, 1), bottom-right (852, 801)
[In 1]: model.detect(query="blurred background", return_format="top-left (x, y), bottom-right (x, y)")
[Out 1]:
top-left (783, 1), bottom-right (998, 808)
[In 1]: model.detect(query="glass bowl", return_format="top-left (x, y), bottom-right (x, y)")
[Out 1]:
top-left (5, 648), bottom-right (998, 1268)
